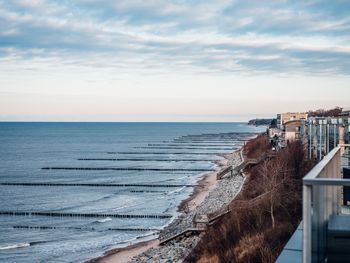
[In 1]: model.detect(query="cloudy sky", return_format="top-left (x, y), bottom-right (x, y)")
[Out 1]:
top-left (0, 0), bottom-right (349, 121)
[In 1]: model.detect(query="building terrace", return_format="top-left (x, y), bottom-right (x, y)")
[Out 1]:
top-left (276, 108), bottom-right (350, 263)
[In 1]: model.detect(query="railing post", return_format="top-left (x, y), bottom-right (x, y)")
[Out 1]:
top-left (332, 154), bottom-right (338, 214)
top-left (303, 184), bottom-right (312, 263)
top-left (337, 149), bottom-right (342, 212)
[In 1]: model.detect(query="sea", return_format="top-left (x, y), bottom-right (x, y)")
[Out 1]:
top-left (0, 122), bottom-right (265, 262)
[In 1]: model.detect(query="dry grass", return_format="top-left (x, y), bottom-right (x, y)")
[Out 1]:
top-left (234, 233), bottom-right (264, 262)
top-left (197, 255), bottom-right (219, 263)
top-left (243, 134), bottom-right (270, 159)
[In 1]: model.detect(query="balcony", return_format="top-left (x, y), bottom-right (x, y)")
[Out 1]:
top-left (277, 144), bottom-right (350, 263)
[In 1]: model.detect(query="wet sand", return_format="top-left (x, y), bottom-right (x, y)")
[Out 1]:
top-left (88, 240), bottom-right (159, 263)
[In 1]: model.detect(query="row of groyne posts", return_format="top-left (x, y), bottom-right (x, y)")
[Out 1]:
top-left (0, 182), bottom-right (188, 230)
top-left (2, 134), bottom-right (258, 241)
top-left (301, 117), bottom-right (350, 160)
top-left (0, 211), bottom-right (172, 219)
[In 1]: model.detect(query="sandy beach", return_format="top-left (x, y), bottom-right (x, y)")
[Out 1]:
top-left (90, 150), bottom-right (243, 263)
top-left (89, 240), bottom-right (160, 263)
top-left (178, 171), bottom-right (218, 213)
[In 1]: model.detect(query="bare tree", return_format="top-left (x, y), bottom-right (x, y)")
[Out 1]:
top-left (257, 156), bottom-right (289, 229)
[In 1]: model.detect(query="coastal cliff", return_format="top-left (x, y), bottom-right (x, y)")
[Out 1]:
top-left (247, 118), bottom-right (275, 126)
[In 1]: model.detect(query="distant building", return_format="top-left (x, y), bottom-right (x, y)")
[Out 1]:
top-left (284, 120), bottom-right (302, 141)
top-left (277, 112), bottom-right (308, 129)
top-left (340, 107), bottom-right (350, 117)
top-left (300, 117), bottom-right (349, 160)
top-left (276, 110), bottom-right (349, 159)
top-left (340, 108), bottom-right (350, 150)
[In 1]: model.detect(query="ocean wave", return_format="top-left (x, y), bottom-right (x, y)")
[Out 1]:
top-left (0, 242), bottom-right (30, 250)
top-left (114, 231), bottom-right (159, 248)
top-left (95, 217), bottom-right (112, 223)
top-left (166, 186), bottom-right (185, 195)
top-left (100, 195), bottom-right (113, 200)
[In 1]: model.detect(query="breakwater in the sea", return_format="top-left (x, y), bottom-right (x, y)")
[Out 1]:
top-left (0, 211), bottom-right (172, 219)
top-left (0, 122), bottom-right (264, 263)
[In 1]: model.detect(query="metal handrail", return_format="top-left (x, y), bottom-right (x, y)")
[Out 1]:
top-left (303, 147), bottom-right (340, 181)
top-left (303, 178), bottom-right (350, 186)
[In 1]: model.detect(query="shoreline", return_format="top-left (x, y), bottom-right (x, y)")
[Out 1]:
top-left (178, 153), bottom-right (230, 213)
top-left (87, 239), bottom-right (160, 263)
top-left (90, 149), bottom-right (241, 263)
top-left (178, 171), bottom-right (218, 213)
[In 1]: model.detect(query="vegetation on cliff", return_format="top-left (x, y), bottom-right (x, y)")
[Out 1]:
top-left (186, 134), bottom-right (315, 263)
top-left (307, 107), bottom-right (342, 117)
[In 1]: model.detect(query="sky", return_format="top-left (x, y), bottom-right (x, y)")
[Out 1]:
top-left (0, 0), bottom-right (349, 122)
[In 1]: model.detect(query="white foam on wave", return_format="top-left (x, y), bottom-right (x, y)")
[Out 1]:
top-left (114, 231), bottom-right (159, 248)
top-left (96, 217), bottom-right (112, 223)
top-left (166, 186), bottom-right (185, 195)
top-left (0, 242), bottom-right (30, 250)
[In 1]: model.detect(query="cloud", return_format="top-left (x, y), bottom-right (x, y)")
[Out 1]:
top-left (0, 0), bottom-right (349, 76)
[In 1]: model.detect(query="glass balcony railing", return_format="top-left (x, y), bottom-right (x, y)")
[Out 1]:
top-left (302, 144), bottom-right (350, 263)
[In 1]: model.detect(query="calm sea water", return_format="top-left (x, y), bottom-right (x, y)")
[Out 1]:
top-left (0, 122), bottom-right (264, 262)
